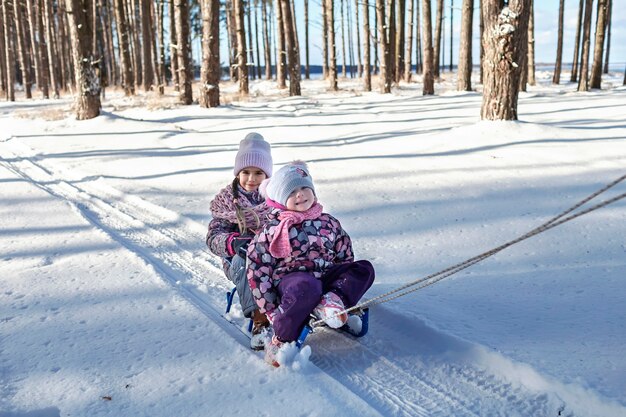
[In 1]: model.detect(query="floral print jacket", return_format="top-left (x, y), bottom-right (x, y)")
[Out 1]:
top-left (246, 208), bottom-right (354, 314)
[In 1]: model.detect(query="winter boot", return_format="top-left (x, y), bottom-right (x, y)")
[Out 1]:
top-left (264, 335), bottom-right (284, 368)
top-left (312, 292), bottom-right (348, 329)
top-left (250, 309), bottom-right (271, 351)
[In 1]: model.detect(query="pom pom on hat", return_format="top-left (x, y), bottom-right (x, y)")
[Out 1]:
top-left (264, 161), bottom-right (315, 206)
top-left (233, 132), bottom-right (273, 177)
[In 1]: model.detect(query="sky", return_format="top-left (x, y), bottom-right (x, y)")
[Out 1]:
top-left (207, 0), bottom-right (625, 71)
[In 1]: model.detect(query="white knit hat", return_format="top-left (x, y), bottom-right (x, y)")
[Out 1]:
top-left (233, 132), bottom-right (273, 177)
top-left (264, 161), bottom-right (315, 206)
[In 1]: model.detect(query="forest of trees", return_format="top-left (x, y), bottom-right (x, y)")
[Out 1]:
top-left (0, 0), bottom-right (619, 120)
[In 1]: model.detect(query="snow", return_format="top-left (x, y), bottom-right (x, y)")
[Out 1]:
top-left (1, 70), bottom-right (625, 417)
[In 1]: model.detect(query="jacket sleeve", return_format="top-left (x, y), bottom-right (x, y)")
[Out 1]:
top-left (333, 223), bottom-right (354, 264)
top-left (246, 229), bottom-right (279, 314)
top-left (206, 217), bottom-right (237, 257)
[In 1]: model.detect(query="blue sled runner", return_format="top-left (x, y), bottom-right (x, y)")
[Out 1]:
top-left (225, 287), bottom-right (369, 348)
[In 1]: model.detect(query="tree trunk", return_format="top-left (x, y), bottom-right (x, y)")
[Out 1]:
top-left (415, 0), bottom-right (421, 74)
top-left (449, 0), bottom-right (453, 71)
top-left (479, 0), bottom-right (484, 83)
top-left (175, 0), bottom-right (193, 102)
top-left (570, 0), bottom-right (584, 82)
top-left (25, 0), bottom-right (41, 94)
top-left (199, 0), bottom-right (220, 107)
top-left (362, 0), bottom-right (371, 90)
top-left (552, 0), bottom-right (564, 84)
top-left (590, 0), bottom-right (607, 89)
top-left (114, 0), bottom-right (134, 94)
top-left (376, 0), bottom-right (391, 93)
top-left (129, 0), bottom-right (142, 87)
top-left (157, 0), bottom-right (166, 92)
top-left (65, 0), bottom-right (101, 119)
top-left (340, 0), bottom-right (347, 78)
top-left (58, 3), bottom-right (72, 90)
top-left (421, 0), bottom-right (434, 94)
top-left (526, 0), bottom-right (535, 86)
top-left (140, 0), bottom-right (154, 91)
top-left (480, 0), bottom-right (530, 120)
top-left (2, 0), bottom-right (15, 101)
top-left (275, 0), bottom-right (286, 88)
top-left (280, 0), bottom-right (300, 95)
top-left (387, 0), bottom-right (396, 82)
top-left (602, 0), bottom-right (611, 74)
top-left (0, 4), bottom-right (6, 97)
top-left (321, 0), bottom-right (328, 78)
top-left (246, 0), bottom-right (254, 80)
top-left (325, 0), bottom-right (337, 90)
top-left (355, 0), bottom-right (362, 78)
top-left (169, 0), bottom-right (179, 89)
top-left (433, 0), bottom-right (443, 78)
top-left (577, 0), bottom-right (593, 91)
top-left (457, 0), bottom-right (473, 91)
top-left (254, 1), bottom-right (262, 79)
top-left (405, 0), bottom-right (414, 82)
top-left (13, 0), bottom-right (32, 97)
top-left (43, 0), bottom-right (59, 97)
top-left (261, 0), bottom-right (271, 79)
top-left (36, 0), bottom-right (50, 97)
top-left (395, 0), bottom-right (405, 82)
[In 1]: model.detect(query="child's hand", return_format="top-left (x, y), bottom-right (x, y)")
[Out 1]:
top-left (231, 236), bottom-right (252, 256)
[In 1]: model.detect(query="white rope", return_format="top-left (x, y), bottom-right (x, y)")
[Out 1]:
top-left (310, 174), bottom-right (626, 328)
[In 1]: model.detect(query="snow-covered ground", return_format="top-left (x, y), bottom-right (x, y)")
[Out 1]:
top-left (1, 71), bottom-right (625, 417)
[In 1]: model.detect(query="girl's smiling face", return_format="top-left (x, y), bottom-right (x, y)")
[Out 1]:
top-left (238, 167), bottom-right (267, 192)
top-left (285, 187), bottom-right (315, 212)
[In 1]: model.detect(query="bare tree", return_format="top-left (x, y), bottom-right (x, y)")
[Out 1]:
top-left (37, 0), bottom-right (51, 97)
top-left (246, 1), bottom-right (255, 80)
top-left (355, 0), bottom-right (362, 77)
top-left (13, 0), bottom-right (32, 97)
top-left (25, 0), bottom-right (42, 95)
top-left (405, 0), bottom-right (414, 82)
top-left (421, 0), bottom-right (434, 94)
top-left (552, 0), bottom-right (564, 84)
top-left (480, 0), bottom-right (530, 120)
top-left (65, 0), bottom-right (101, 118)
top-left (457, 0), bottom-right (473, 91)
top-left (114, 0), bottom-right (134, 94)
top-left (570, 0), bottom-right (584, 82)
top-left (175, 0), bottom-right (193, 102)
top-left (449, 0), bottom-right (453, 71)
top-left (169, 0), bottom-right (179, 89)
top-left (326, 0), bottom-right (337, 90)
top-left (321, 0), bottom-right (328, 78)
top-left (140, 0), bottom-right (154, 91)
top-left (362, 0), bottom-right (371, 90)
top-left (526, 0), bottom-right (535, 86)
top-left (433, 0), bottom-right (443, 78)
top-left (43, 0), bottom-right (60, 97)
top-left (340, 0), bottom-right (347, 78)
top-left (602, 0), bottom-right (611, 73)
top-left (199, 0), bottom-right (219, 107)
top-left (280, 0), bottom-right (300, 95)
top-left (590, 0), bottom-right (607, 88)
top-left (2, 0), bottom-right (15, 101)
top-left (0, 6), bottom-right (5, 97)
top-left (303, 0), bottom-right (309, 79)
top-left (577, 0), bottom-right (593, 91)
top-left (275, 0), bottom-right (286, 88)
top-left (261, 0), bottom-right (272, 79)
top-left (395, 0), bottom-right (405, 82)
top-left (376, 0), bottom-right (391, 93)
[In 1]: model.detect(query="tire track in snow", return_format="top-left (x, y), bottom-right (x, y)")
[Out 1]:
top-left (0, 142), bottom-right (564, 417)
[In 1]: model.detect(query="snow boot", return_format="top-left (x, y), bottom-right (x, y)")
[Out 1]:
top-left (312, 292), bottom-right (348, 329)
top-left (250, 309), bottom-right (271, 351)
top-left (265, 335), bottom-right (284, 367)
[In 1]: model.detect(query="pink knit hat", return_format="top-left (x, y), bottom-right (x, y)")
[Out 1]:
top-left (233, 132), bottom-right (273, 177)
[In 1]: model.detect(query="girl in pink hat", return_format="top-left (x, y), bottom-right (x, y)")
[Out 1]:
top-left (206, 132), bottom-right (274, 350)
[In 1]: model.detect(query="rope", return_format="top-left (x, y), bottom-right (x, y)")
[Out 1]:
top-left (310, 174), bottom-right (626, 328)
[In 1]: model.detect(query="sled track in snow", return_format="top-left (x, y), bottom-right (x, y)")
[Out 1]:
top-left (0, 141), bottom-right (566, 417)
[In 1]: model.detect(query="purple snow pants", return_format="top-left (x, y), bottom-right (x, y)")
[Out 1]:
top-left (272, 260), bottom-right (375, 342)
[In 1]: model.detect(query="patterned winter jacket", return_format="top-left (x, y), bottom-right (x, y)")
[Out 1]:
top-left (247, 208), bottom-right (354, 314)
top-left (206, 184), bottom-right (270, 274)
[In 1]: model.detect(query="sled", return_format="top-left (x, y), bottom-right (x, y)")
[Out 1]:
top-left (225, 287), bottom-right (369, 348)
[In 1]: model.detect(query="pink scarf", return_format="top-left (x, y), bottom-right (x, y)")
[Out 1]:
top-left (269, 202), bottom-right (323, 258)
